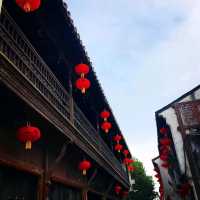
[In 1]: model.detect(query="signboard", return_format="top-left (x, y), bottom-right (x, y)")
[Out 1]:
top-left (175, 100), bottom-right (200, 129)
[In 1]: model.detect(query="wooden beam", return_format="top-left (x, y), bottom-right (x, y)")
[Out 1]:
top-left (88, 168), bottom-right (98, 186)
top-left (48, 141), bottom-right (72, 175)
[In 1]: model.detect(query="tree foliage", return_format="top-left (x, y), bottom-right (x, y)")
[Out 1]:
top-left (127, 159), bottom-right (158, 200)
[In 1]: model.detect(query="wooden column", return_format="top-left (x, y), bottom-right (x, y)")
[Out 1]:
top-left (43, 148), bottom-right (49, 200)
top-left (82, 189), bottom-right (88, 200)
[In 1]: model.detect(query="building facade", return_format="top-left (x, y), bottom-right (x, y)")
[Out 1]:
top-left (0, 0), bottom-right (131, 199)
top-left (153, 85), bottom-right (200, 200)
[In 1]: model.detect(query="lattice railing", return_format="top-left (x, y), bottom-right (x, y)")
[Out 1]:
top-left (0, 8), bottom-right (128, 181)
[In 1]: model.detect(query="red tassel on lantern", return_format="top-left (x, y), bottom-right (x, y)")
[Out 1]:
top-left (17, 124), bottom-right (41, 150)
top-left (78, 160), bottom-right (91, 175)
top-left (101, 121), bottom-right (112, 133)
top-left (16, 0), bottom-right (40, 12)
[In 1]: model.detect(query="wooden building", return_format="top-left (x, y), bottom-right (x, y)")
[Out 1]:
top-left (152, 85), bottom-right (200, 200)
top-left (0, 0), bottom-right (131, 199)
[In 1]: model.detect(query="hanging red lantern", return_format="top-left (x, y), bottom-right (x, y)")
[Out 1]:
top-left (128, 158), bottom-right (134, 164)
top-left (161, 148), bottom-right (170, 156)
top-left (123, 158), bottom-right (130, 165)
top-left (123, 149), bottom-right (129, 157)
top-left (160, 138), bottom-right (171, 146)
top-left (100, 110), bottom-right (110, 121)
top-left (123, 158), bottom-right (134, 165)
top-left (128, 165), bottom-right (135, 172)
top-left (115, 184), bottom-right (122, 195)
top-left (113, 134), bottom-right (122, 143)
top-left (75, 64), bottom-right (90, 78)
top-left (160, 127), bottom-right (168, 135)
top-left (101, 121), bottom-right (112, 133)
top-left (78, 159), bottom-right (91, 175)
top-left (17, 124), bottom-right (41, 150)
top-left (16, 0), bottom-right (40, 12)
top-left (160, 148), bottom-right (170, 159)
top-left (160, 154), bottom-right (168, 161)
top-left (75, 78), bottom-right (91, 94)
top-left (115, 144), bottom-right (123, 153)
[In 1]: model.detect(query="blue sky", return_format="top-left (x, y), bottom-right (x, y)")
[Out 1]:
top-left (67, 0), bottom-right (200, 176)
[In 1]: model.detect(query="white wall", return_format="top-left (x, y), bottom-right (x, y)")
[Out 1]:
top-left (159, 91), bottom-right (200, 200)
top-left (155, 158), bottom-right (180, 200)
top-left (0, 0), bottom-right (2, 14)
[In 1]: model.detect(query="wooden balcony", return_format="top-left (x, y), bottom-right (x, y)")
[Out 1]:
top-left (0, 8), bottom-right (129, 187)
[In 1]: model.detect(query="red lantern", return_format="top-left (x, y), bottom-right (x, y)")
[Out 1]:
top-left (160, 154), bottom-right (168, 161)
top-left (78, 160), bottom-right (91, 175)
top-left (161, 148), bottom-right (170, 155)
top-left (75, 64), bottom-right (90, 77)
top-left (160, 147), bottom-right (170, 158)
top-left (113, 134), bottom-right (122, 143)
top-left (16, 0), bottom-right (40, 12)
top-left (100, 110), bottom-right (110, 121)
top-left (75, 78), bottom-right (91, 94)
top-left (128, 165), bottom-right (135, 172)
top-left (123, 158), bottom-right (130, 165)
top-left (17, 124), bottom-right (41, 150)
top-left (123, 158), bottom-right (134, 165)
top-left (160, 127), bottom-right (168, 135)
top-left (160, 138), bottom-right (171, 146)
top-left (101, 121), bottom-right (112, 133)
top-left (123, 149), bottom-right (129, 157)
top-left (115, 184), bottom-right (122, 195)
top-left (115, 144), bottom-right (123, 153)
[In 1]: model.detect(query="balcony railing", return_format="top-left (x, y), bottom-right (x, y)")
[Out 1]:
top-left (0, 8), bottom-right (128, 183)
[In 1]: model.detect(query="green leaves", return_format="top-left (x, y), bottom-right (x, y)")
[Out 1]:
top-left (127, 159), bottom-right (158, 200)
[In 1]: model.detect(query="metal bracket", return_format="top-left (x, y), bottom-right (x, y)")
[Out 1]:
top-left (105, 180), bottom-right (115, 196)
top-left (48, 140), bottom-right (72, 176)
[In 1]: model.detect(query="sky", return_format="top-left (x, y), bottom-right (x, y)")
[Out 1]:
top-left (66, 0), bottom-right (200, 176)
